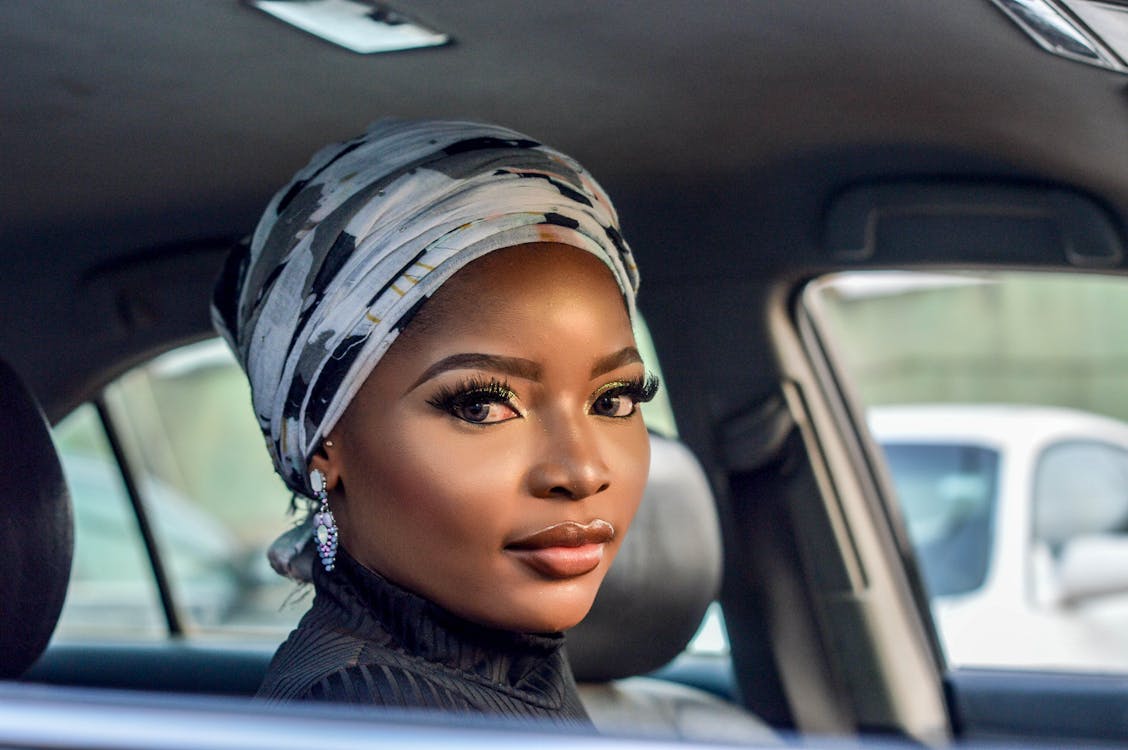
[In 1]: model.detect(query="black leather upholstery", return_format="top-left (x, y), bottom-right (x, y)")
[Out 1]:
top-left (569, 434), bottom-right (723, 681)
top-left (0, 357), bottom-right (73, 678)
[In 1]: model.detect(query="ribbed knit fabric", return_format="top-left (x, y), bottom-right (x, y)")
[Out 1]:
top-left (256, 548), bottom-right (591, 726)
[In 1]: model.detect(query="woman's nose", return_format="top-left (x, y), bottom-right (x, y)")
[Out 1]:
top-left (528, 419), bottom-right (611, 501)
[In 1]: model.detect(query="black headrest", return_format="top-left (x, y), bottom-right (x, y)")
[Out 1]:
top-left (0, 358), bottom-right (73, 678)
top-left (569, 434), bottom-right (722, 681)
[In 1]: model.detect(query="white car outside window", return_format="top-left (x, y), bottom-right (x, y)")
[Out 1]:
top-left (870, 404), bottom-right (1128, 673)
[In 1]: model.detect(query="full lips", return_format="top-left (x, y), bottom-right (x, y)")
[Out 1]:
top-left (505, 520), bottom-right (615, 579)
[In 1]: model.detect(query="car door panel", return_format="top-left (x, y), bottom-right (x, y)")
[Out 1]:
top-left (948, 668), bottom-right (1128, 744)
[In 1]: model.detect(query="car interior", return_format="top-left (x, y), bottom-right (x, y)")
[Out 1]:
top-left (4, 369), bottom-right (772, 741)
top-left (5, 1), bottom-right (1128, 747)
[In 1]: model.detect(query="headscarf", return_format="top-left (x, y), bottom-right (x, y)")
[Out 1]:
top-left (212, 119), bottom-right (639, 497)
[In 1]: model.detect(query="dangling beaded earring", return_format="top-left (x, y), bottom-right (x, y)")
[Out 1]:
top-left (310, 468), bottom-right (338, 572)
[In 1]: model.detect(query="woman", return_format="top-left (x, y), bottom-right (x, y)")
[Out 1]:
top-left (212, 119), bottom-right (655, 724)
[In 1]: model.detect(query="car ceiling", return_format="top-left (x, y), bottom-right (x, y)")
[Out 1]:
top-left (4, 1), bottom-right (1128, 429)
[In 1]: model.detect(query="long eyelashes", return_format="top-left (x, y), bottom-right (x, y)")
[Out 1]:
top-left (426, 373), bottom-right (660, 425)
top-left (426, 376), bottom-right (518, 424)
top-left (591, 373), bottom-right (661, 418)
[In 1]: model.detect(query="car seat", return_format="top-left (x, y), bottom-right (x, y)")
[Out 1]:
top-left (567, 433), bottom-right (777, 743)
top-left (0, 357), bottom-right (74, 679)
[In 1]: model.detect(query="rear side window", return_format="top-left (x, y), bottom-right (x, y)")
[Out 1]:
top-left (53, 405), bottom-right (165, 640)
top-left (54, 340), bottom-right (303, 641)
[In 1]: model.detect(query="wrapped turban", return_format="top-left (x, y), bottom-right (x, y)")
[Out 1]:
top-left (212, 119), bottom-right (639, 496)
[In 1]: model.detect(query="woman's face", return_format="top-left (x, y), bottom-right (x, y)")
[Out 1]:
top-left (313, 242), bottom-right (651, 633)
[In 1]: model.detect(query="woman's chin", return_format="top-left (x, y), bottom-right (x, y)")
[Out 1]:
top-left (478, 589), bottom-right (599, 635)
top-left (521, 610), bottom-right (592, 635)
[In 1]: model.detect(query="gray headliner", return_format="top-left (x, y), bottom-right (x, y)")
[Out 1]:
top-left (3, 0), bottom-right (1128, 418)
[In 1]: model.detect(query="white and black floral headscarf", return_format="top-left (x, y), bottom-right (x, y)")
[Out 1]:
top-left (212, 119), bottom-right (639, 497)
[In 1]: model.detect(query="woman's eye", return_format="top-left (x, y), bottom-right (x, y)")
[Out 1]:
top-left (451, 398), bottom-right (520, 424)
top-left (427, 378), bottom-right (522, 425)
top-left (590, 374), bottom-right (659, 419)
top-left (592, 391), bottom-right (637, 418)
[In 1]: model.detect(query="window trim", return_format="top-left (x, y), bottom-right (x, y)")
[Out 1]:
top-left (795, 283), bottom-right (944, 656)
top-left (94, 396), bottom-right (184, 636)
top-left (758, 279), bottom-right (953, 740)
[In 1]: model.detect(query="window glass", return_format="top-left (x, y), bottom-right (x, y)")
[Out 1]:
top-left (99, 339), bottom-right (306, 639)
top-left (687, 601), bottom-right (730, 655)
top-left (53, 405), bottom-right (164, 640)
top-left (805, 270), bottom-right (1128, 672)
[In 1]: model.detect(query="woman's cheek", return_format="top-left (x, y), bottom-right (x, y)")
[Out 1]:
top-left (391, 426), bottom-right (525, 534)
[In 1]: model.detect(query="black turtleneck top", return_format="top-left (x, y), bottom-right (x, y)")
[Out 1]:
top-left (256, 548), bottom-right (591, 726)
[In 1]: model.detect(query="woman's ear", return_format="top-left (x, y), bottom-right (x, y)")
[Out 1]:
top-left (308, 435), bottom-right (344, 493)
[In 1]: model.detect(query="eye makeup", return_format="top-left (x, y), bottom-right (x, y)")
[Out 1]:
top-left (426, 376), bottom-right (521, 424)
top-left (590, 373), bottom-right (660, 418)
top-left (425, 372), bottom-right (659, 424)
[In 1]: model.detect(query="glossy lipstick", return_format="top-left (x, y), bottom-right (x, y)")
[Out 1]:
top-left (505, 519), bottom-right (615, 579)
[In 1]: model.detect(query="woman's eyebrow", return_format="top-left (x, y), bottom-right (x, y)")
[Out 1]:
top-left (590, 347), bottom-right (643, 378)
top-left (410, 353), bottom-right (542, 390)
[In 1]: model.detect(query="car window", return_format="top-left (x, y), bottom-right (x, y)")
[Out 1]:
top-left (53, 405), bottom-right (166, 640)
top-left (51, 318), bottom-right (692, 644)
top-left (53, 340), bottom-right (305, 641)
top-left (804, 270), bottom-right (1128, 673)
